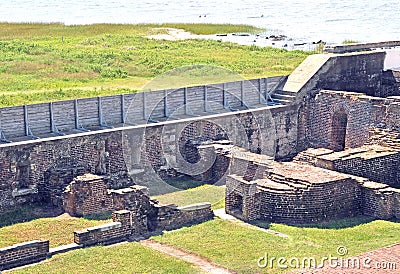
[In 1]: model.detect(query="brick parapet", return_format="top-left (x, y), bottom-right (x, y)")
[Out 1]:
top-left (0, 240), bottom-right (49, 271)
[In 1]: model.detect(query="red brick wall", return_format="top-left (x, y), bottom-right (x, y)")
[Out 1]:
top-left (0, 240), bottom-right (49, 271)
top-left (74, 222), bottom-right (131, 246)
top-left (301, 90), bottom-right (399, 151)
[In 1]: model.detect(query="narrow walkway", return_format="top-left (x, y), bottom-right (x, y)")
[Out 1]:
top-left (213, 208), bottom-right (288, 238)
top-left (140, 239), bottom-right (235, 274)
top-left (296, 243), bottom-right (400, 274)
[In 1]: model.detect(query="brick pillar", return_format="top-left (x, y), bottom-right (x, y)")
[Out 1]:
top-left (112, 210), bottom-right (131, 227)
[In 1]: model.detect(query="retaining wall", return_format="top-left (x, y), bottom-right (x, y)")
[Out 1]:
top-left (0, 77), bottom-right (284, 141)
top-left (0, 102), bottom-right (298, 212)
top-left (0, 240), bottom-right (49, 271)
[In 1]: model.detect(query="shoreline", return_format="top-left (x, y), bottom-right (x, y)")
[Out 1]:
top-left (147, 28), bottom-right (324, 51)
top-left (0, 22), bottom-right (326, 51)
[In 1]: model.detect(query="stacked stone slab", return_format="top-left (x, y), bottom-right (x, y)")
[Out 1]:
top-left (225, 156), bottom-right (361, 224)
top-left (293, 145), bottom-right (400, 187)
top-left (224, 144), bottom-right (400, 224)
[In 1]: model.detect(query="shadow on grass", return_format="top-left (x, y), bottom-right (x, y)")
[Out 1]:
top-left (0, 203), bottom-right (63, 228)
top-left (162, 175), bottom-right (205, 191)
top-left (140, 174), bottom-right (209, 196)
top-left (288, 216), bottom-right (380, 229)
top-left (83, 211), bottom-right (113, 221)
top-left (248, 219), bottom-right (271, 229)
top-left (248, 216), bottom-right (400, 230)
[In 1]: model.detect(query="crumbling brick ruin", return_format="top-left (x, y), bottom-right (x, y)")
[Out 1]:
top-left (220, 50), bottom-right (400, 224)
top-left (63, 173), bottom-right (214, 233)
top-left (0, 46), bottom-right (400, 227)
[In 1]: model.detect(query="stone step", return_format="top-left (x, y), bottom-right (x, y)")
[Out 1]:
top-left (275, 90), bottom-right (298, 96)
top-left (270, 98), bottom-right (293, 105)
top-left (271, 93), bottom-right (296, 100)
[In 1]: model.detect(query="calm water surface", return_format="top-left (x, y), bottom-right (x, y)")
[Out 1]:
top-left (0, 0), bottom-right (399, 43)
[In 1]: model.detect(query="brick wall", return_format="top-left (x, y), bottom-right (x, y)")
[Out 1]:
top-left (74, 222), bottom-right (131, 246)
top-left (156, 203), bottom-right (214, 231)
top-left (63, 174), bottom-right (113, 216)
top-left (361, 182), bottom-right (400, 219)
top-left (333, 152), bottom-right (400, 187)
top-left (258, 179), bottom-right (362, 224)
top-left (0, 77), bottom-right (283, 141)
top-left (296, 146), bottom-right (400, 187)
top-left (63, 174), bottom-right (154, 217)
top-left (226, 173), bottom-right (361, 224)
top-left (301, 90), bottom-right (400, 151)
top-left (226, 175), bottom-right (260, 221)
top-left (74, 203), bottom-right (213, 246)
top-left (0, 240), bottom-right (49, 271)
top-left (381, 70), bottom-right (400, 97)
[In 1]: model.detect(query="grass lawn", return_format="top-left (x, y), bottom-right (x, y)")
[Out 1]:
top-left (0, 216), bottom-right (109, 248)
top-left (0, 23), bottom-right (311, 107)
top-left (12, 242), bottom-right (204, 274)
top-left (153, 218), bottom-right (400, 273)
top-left (154, 184), bottom-right (226, 210)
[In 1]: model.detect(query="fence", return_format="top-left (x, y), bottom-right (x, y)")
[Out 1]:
top-left (0, 76), bottom-right (286, 142)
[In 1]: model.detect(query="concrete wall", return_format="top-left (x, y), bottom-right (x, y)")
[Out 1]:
top-left (0, 103), bottom-right (299, 212)
top-left (0, 77), bottom-right (284, 141)
top-left (284, 51), bottom-right (386, 100)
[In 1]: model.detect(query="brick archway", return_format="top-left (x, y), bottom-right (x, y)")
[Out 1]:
top-left (43, 159), bottom-right (88, 207)
top-left (331, 110), bottom-right (348, 151)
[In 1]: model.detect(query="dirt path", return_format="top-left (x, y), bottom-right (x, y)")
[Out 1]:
top-left (140, 239), bottom-right (236, 274)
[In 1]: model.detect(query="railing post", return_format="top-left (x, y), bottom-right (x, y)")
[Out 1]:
top-left (204, 85), bottom-right (208, 112)
top-left (74, 99), bottom-right (79, 129)
top-left (164, 89), bottom-right (169, 117)
top-left (223, 83), bottom-right (227, 108)
top-left (23, 105), bottom-right (29, 136)
top-left (241, 80), bottom-right (244, 107)
top-left (184, 87), bottom-right (188, 115)
top-left (49, 102), bottom-right (56, 132)
top-left (143, 92), bottom-right (147, 120)
top-left (98, 96), bottom-right (103, 126)
top-left (264, 78), bottom-right (268, 104)
top-left (121, 94), bottom-right (125, 124)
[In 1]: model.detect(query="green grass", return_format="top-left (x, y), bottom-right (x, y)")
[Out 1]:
top-left (153, 218), bottom-right (400, 273)
top-left (0, 23), bottom-right (310, 107)
top-left (0, 216), bottom-right (109, 248)
top-left (153, 23), bottom-right (264, 35)
top-left (342, 39), bottom-right (359, 44)
top-left (0, 205), bottom-right (43, 227)
top-left (0, 22), bottom-right (262, 39)
top-left (12, 242), bottom-right (204, 274)
top-left (154, 184), bottom-right (226, 210)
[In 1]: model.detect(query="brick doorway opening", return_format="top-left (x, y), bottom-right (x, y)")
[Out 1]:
top-left (230, 193), bottom-right (243, 215)
top-left (331, 110), bottom-right (348, 151)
